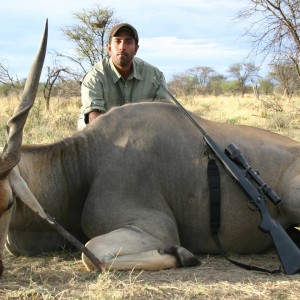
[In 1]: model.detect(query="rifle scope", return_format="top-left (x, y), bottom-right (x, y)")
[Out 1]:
top-left (225, 143), bottom-right (281, 205)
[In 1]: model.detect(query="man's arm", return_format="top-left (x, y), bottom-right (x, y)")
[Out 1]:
top-left (80, 64), bottom-right (107, 126)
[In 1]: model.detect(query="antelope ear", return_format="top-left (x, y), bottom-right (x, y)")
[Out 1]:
top-left (0, 19), bottom-right (48, 179)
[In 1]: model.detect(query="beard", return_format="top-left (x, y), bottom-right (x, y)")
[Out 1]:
top-left (115, 52), bottom-right (134, 68)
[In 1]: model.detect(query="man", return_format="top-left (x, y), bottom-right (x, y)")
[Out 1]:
top-left (78, 23), bottom-right (170, 129)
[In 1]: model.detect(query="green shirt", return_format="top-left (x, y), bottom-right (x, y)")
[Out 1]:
top-left (80, 57), bottom-right (170, 124)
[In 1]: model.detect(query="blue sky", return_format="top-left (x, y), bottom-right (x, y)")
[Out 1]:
top-left (0, 0), bottom-right (266, 82)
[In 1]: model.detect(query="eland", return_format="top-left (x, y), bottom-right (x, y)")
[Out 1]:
top-left (1, 21), bottom-right (300, 276)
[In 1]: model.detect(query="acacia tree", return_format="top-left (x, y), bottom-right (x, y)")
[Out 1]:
top-left (237, 0), bottom-right (300, 81)
top-left (269, 62), bottom-right (300, 97)
top-left (227, 62), bottom-right (260, 97)
top-left (57, 4), bottom-right (120, 72)
top-left (187, 66), bottom-right (217, 94)
top-left (168, 73), bottom-right (198, 97)
top-left (207, 74), bottom-right (227, 96)
top-left (168, 66), bottom-right (220, 97)
top-left (44, 4), bottom-right (120, 105)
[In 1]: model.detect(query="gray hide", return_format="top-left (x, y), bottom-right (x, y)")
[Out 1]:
top-left (6, 102), bottom-right (300, 259)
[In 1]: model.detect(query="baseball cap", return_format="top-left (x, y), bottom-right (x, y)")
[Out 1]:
top-left (109, 23), bottom-right (139, 44)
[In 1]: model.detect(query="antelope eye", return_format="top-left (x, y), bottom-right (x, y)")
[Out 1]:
top-left (7, 201), bottom-right (14, 210)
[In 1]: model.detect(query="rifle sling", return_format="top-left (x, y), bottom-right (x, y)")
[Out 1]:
top-left (207, 158), bottom-right (281, 274)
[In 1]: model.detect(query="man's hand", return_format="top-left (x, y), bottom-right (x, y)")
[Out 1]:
top-left (89, 111), bottom-right (102, 124)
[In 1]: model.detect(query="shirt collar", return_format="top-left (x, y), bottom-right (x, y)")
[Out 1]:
top-left (109, 57), bottom-right (143, 83)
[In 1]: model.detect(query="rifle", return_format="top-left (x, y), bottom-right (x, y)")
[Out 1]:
top-left (154, 76), bottom-right (300, 275)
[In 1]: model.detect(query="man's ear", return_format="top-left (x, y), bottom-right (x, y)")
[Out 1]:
top-left (134, 44), bottom-right (139, 55)
top-left (106, 43), bottom-right (111, 55)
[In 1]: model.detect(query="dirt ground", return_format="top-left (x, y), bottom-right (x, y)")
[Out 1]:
top-left (1, 248), bottom-right (300, 299)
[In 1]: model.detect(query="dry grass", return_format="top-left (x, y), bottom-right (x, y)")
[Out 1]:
top-left (1, 93), bottom-right (299, 143)
top-left (181, 94), bottom-right (300, 141)
top-left (1, 248), bottom-right (300, 300)
top-left (1, 94), bottom-right (300, 299)
top-left (0, 96), bottom-right (80, 145)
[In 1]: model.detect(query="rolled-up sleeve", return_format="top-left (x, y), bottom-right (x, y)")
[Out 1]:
top-left (81, 70), bottom-right (107, 123)
top-left (81, 83), bottom-right (106, 115)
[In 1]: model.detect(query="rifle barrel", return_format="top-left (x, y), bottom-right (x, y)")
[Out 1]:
top-left (154, 76), bottom-right (206, 136)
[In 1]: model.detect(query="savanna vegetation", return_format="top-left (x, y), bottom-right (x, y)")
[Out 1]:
top-left (1, 91), bottom-right (300, 145)
top-left (1, 1), bottom-right (300, 299)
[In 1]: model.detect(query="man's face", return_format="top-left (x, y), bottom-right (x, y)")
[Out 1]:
top-left (107, 30), bottom-right (139, 69)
